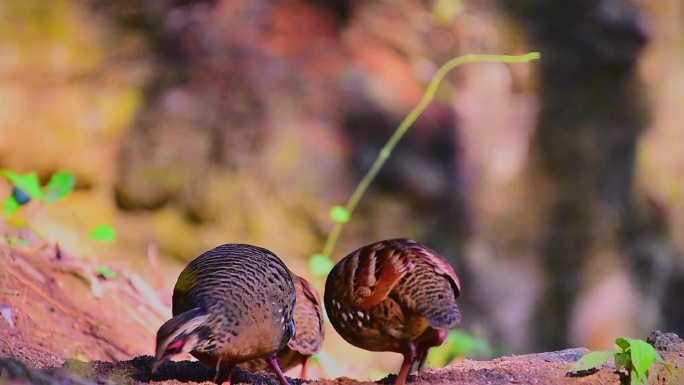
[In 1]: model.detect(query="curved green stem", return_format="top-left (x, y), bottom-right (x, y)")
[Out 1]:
top-left (319, 52), bottom-right (541, 262)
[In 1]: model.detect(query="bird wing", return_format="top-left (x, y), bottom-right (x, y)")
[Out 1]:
top-left (351, 239), bottom-right (460, 309)
top-left (298, 276), bottom-right (324, 333)
top-left (351, 240), bottom-right (414, 309)
top-left (414, 246), bottom-right (461, 297)
top-left (287, 275), bottom-right (325, 355)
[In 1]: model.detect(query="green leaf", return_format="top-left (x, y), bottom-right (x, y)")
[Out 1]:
top-left (654, 350), bottom-right (665, 364)
top-left (656, 350), bottom-right (673, 376)
top-left (309, 253), bottom-right (335, 276)
top-left (2, 170), bottom-right (42, 199)
top-left (615, 350), bottom-right (628, 371)
top-left (3, 196), bottom-right (20, 216)
top-left (570, 351), bottom-right (613, 372)
top-left (330, 205), bottom-right (350, 223)
top-left (615, 337), bottom-right (631, 351)
top-left (428, 330), bottom-right (493, 367)
top-left (90, 224), bottom-right (117, 243)
top-left (626, 338), bottom-right (656, 382)
top-left (447, 330), bottom-right (493, 358)
top-left (94, 266), bottom-right (118, 279)
top-left (43, 171), bottom-right (75, 203)
top-left (75, 352), bottom-right (89, 362)
top-left (653, 350), bottom-right (672, 376)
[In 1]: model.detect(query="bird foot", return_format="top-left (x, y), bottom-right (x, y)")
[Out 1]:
top-left (268, 356), bottom-right (291, 385)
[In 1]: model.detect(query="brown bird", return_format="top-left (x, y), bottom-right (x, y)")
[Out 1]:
top-left (324, 238), bottom-right (461, 385)
top-left (153, 244), bottom-right (296, 385)
top-left (239, 273), bottom-right (324, 379)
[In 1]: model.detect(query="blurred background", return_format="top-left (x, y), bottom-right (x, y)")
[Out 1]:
top-left (0, 0), bottom-right (682, 380)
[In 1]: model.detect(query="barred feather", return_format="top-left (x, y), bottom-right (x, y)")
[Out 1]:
top-left (170, 244), bottom-right (296, 366)
top-left (324, 238), bottom-right (461, 354)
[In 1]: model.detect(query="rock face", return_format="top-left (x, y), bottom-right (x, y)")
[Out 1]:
top-left (648, 330), bottom-right (684, 352)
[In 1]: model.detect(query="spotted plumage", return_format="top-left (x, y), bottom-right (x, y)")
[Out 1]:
top-left (324, 238), bottom-right (461, 385)
top-left (153, 244), bottom-right (296, 385)
top-left (240, 274), bottom-right (324, 379)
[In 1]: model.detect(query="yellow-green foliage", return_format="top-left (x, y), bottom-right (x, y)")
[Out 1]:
top-left (570, 337), bottom-right (669, 385)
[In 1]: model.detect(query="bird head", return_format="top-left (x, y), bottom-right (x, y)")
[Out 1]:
top-left (152, 308), bottom-right (210, 373)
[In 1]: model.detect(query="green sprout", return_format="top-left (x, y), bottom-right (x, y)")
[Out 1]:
top-left (428, 330), bottom-right (494, 367)
top-left (90, 224), bottom-right (117, 243)
top-left (309, 253), bottom-right (336, 276)
top-left (44, 171), bottom-right (76, 203)
top-left (569, 337), bottom-right (669, 385)
top-left (308, 52), bottom-right (541, 275)
top-left (1, 169), bottom-right (76, 216)
top-left (94, 265), bottom-right (118, 279)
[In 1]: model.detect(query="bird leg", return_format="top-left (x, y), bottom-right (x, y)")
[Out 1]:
top-left (415, 328), bottom-right (448, 371)
top-left (213, 357), bottom-right (222, 383)
top-left (213, 357), bottom-right (235, 385)
top-left (415, 347), bottom-right (429, 371)
top-left (300, 355), bottom-right (310, 379)
top-left (395, 342), bottom-right (416, 385)
top-left (268, 356), bottom-right (291, 385)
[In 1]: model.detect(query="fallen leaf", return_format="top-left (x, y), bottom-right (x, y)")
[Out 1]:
top-left (44, 171), bottom-right (76, 203)
top-left (0, 304), bottom-right (15, 328)
top-left (75, 352), bottom-right (89, 362)
top-left (95, 266), bottom-right (118, 279)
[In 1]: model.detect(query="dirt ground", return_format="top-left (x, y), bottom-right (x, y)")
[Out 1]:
top-left (1, 237), bottom-right (683, 385)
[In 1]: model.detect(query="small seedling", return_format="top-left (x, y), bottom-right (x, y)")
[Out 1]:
top-left (309, 253), bottom-right (335, 276)
top-left (569, 337), bottom-right (669, 384)
top-left (90, 224), bottom-right (117, 243)
top-left (94, 265), bottom-right (118, 279)
top-left (43, 171), bottom-right (76, 203)
top-left (1, 169), bottom-right (76, 216)
top-left (428, 330), bottom-right (494, 367)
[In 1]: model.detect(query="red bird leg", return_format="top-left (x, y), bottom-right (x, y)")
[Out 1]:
top-left (416, 347), bottom-right (429, 371)
top-left (395, 342), bottom-right (416, 385)
top-left (213, 357), bottom-right (223, 383)
top-left (268, 356), bottom-right (291, 385)
top-left (300, 355), bottom-right (310, 379)
top-left (417, 329), bottom-right (448, 370)
top-left (214, 365), bottom-right (234, 385)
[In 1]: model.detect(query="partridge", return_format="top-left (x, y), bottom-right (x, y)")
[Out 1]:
top-left (240, 273), bottom-right (324, 379)
top-left (324, 238), bottom-right (461, 385)
top-left (153, 244), bottom-right (296, 385)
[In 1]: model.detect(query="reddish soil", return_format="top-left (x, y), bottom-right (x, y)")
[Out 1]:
top-left (1, 237), bottom-right (683, 385)
top-left (0, 234), bottom-right (167, 369)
